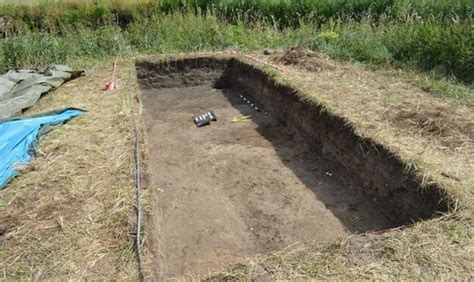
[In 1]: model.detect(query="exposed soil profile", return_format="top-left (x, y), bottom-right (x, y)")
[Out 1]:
top-left (136, 57), bottom-right (451, 279)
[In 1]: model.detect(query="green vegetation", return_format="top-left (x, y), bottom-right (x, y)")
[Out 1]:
top-left (318, 19), bottom-right (474, 83)
top-left (1, 0), bottom-right (472, 29)
top-left (0, 0), bottom-right (472, 85)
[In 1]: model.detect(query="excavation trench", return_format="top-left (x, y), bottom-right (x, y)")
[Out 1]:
top-left (136, 57), bottom-right (449, 279)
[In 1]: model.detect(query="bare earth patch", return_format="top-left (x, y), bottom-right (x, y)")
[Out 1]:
top-left (140, 84), bottom-right (393, 278)
top-left (137, 53), bottom-right (473, 280)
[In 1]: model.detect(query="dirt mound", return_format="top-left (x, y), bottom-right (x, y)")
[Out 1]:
top-left (273, 46), bottom-right (336, 72)
top-left (389, 102), bottom-right (473, 149)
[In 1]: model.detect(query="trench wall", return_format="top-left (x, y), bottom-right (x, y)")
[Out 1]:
top-left (136, 56), bottom-right (450, 225)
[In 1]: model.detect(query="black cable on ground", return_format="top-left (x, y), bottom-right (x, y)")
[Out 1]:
top-left (125, 63), bottom-right (146, 282)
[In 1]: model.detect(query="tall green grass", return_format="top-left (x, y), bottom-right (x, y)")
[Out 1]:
top-left (0, 1), bottom-right (472, 86)
top-left (0, 13), bottom-right (312, 69)
top-left (315, 18), bottom-right (474, 82)
top-left (0, 0), bottom-right (472, 31)
top-left (1, 12), bottom-right (472, 84)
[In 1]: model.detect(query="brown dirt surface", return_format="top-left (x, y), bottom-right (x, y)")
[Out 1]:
top-left (140, 84), bottom-right (393, 279)
top-left (272, 46), bottom-right (336, 72)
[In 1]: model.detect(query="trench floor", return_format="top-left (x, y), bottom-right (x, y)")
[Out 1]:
top-left (141, 85), bottom-right (393, 278)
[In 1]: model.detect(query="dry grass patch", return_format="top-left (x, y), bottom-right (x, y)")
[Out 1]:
top-left (0, 59), bottom-right (142, 279)
top-left (272, 46), bottom-right (336, 73)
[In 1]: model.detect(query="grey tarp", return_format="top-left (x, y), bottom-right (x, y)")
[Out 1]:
top-left (0, 65), bottom-right (83, 119)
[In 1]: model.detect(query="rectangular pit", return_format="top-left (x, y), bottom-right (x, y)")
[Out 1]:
top-left (136, 57), bottom-right (449, 279)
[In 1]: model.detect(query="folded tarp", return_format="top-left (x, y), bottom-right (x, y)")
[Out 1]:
top-left (0, 65), bottom-right (84, 119)
top-left (0, 108), bottom-right (86, 189)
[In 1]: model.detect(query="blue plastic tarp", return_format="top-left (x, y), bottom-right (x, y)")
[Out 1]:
top-left (0, 108), bottom-right (85, 189)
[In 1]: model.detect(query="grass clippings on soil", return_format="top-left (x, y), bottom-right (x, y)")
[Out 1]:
top-left (387, 102), bottom-right (473, 150)
top-left (0, 58), bottom-right (143, 280)
top-left (272, 46), bottom-right (336, 73)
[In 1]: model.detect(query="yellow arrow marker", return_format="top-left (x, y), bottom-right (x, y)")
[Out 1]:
top-left (232, 115), bottom-right (252, 122)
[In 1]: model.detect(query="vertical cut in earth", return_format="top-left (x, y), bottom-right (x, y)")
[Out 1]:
top-left (136, 56), bottom-right (450, 279)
